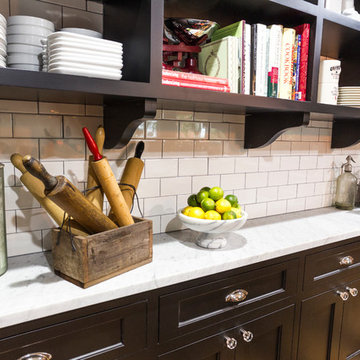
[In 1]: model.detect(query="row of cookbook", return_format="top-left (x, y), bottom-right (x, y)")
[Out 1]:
top-left (163, 21), bottom-right (310, 101)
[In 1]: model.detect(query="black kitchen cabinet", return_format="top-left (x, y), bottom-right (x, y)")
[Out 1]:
top-left (2, 237), bottom-right (360, 360)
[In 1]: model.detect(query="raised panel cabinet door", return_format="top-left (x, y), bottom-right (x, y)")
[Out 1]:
top-left (297, 289), bottom-right (344, 360)
top-left (158, 330), bottom-right (236, 360)
top-left (339, 278), bottom-right (360, 360)
top-left (234, 305), bottom-right (295, 360)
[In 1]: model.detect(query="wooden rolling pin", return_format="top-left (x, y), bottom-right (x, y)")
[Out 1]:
top-left (120, 141), bottom-right (145, 209)
top-left (11, 153), bottom-right (88, 237)
top-left (22, 155), bottom-right (118, 234)
top-left (82, 127), bottom-right (134, 227)
top-left (85, 126), bottom-right (105, 211)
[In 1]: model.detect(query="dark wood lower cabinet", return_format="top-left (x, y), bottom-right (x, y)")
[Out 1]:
top-left (2, 238), bottom-right (360, 360)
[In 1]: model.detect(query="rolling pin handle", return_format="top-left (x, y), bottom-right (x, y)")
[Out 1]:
top-left (22, 155), bottom-right (58, 191)
top-left (83, 127), bottom-right (102, 161)
top-left (135, 141), bottom-right (145, 159)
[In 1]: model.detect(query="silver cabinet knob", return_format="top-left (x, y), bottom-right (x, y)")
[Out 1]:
top-left (346, 287), bottom-right (359, 297)
top-left (224, 336), bottom-right (238, 350)
top-left (18, 353), bottom-right (52, 360)
top-left (337, 290), bottom-right (350, 301)
top-left (339, 255), bottom-right (354, 266)
top-left (240, 328), bottom-right (254, 342)
top-left (225, 289), bottom-right (248, 303)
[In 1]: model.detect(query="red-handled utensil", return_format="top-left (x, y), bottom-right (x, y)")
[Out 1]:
top-left (82, 127), bottom-right (134, 227)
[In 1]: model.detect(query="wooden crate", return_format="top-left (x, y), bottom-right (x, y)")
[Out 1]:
top-left (52, 217), bottom-right (152, 288)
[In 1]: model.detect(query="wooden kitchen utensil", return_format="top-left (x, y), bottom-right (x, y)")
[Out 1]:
top-left (82, 127), bottom-right (134, 227)
top-left (11, 153), bottom-right (88, 237)
top-left (85, 126), bottom-right (105, 211)
top-left (22, 155), bottom-right (117, 234)
top-left (120, 141), bottom-right (145, 209)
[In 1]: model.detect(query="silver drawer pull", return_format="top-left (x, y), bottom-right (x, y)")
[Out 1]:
top-left (18, 353), bottom-right (52, 360)
top-left (337, 290), bottom-right (350, 301)
top-left (225, 289), bottom-right (248, 303)
top-left (240, 328), bottom-right (254, 342)
top-left (224, 336), bottom-right (238, 350)
top-left (339, 255), bottom-right (354, 266)
top-left (346, 287), bottom-right (359, 297)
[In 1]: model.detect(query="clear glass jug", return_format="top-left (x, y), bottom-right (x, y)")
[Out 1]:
top-left (0, 163), bottom-right (7, 276)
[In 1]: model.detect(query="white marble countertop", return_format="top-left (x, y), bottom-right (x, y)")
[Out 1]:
top-left (1, 207), bottom-right (360, 329)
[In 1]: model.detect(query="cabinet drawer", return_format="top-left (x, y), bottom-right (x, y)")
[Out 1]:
top-left (303, 240), bottom-right (360, 291)
top-left (159, 259), bottom-right (298, 342)
top-left (0, 301), bottom-right (147, 360)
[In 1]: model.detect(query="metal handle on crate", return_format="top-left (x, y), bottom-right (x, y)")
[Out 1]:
top-left (346, 287), bottom-right (359, 297)
top-left (225, 289), bottom-right (248, 303)
top-left (240, 328), bottom-right (254, 342)
top-left (337, 290), bottom-right (350, 301)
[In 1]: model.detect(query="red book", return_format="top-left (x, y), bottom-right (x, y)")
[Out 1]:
top-left (162, 78), bottom-right (230, 92)
top-left (294, 24), bottom-right (310, 101)
top-left (162, 69), bottom-right (229, 86)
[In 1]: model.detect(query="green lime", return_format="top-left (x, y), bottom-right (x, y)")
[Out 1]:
top-left (200, 186), bottom-right (211, 192)
top-left (187, 194), bottom-right (198, 207)
top-left (201, 198), bottom-right (215, 212)
top-left (231, 207), bottom-right (242, 218)
top-left (204, 210), bottom-right (221, 220)
top-left (209, 186), bottom-right (224, 201)
top-left (196, 190), bottom-right (209, 203)
top-left (215, 198), bottom-right (232, 214)
top-left (225, 194), bottom-right (238, 206)
top-left (222, 210), bottom-right (237, 220)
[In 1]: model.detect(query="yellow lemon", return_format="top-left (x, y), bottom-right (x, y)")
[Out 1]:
top-left (215, 198), bottom-right (232, 214)
top-left (188, 207), bottom-right (205, 219)
top-left (182, 206), bottom-right (193, 216)
top-left (204, 210), bottom-right (221, 220)
top-left (231, 207), bottom-right (242, 218)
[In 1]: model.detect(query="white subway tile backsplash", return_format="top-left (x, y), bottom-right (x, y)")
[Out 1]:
top-left (208, 157), bottom-right (235, 174)
top-left (220, 174), bottom-right (245, 191)
top-left (163, 109), bottom-right (193, 121)
top-left (0, 100), bottom-right (37, 114)
top-left (278, 185), bottom-right (297, 200)
top-left (297, 183), bottom-right (315, 197)
top-left (16, 208), bottom-right (56, 232)
top-left (85, 104), bottom-right (103, 116)
top-left (305, 195), bottom-right (323, 210)
top-left (223, 141), bottom-right (247, 156)
top-left (235, 157), bottom-right (259, 173)
top-left (282, 128), bottom-right (302, 141)
top-left (235, 189), bottom-right (257, 205)
top-left (161, 177), bottom-right (191, 196)
top-left (63, 116), bottom-right (102, 138)
top-left (267, 200), bottom-right (287, 216)
top-left (288, 170), bottom-right (307, 184)
top-left (4, 162), bottom-right (15, 187)
top-left (280, 156), bottom-right (300, 170)
top-left (291, 142), bottom-right (310, 155)
top-left (194, 112), bottom-right (222, 122)
top-left (245, 172), bottom-right (268, 188)
top-left (179, 158), bottom-right (207, 176)
top-left (287, 198), bottom-right (306, 212)
top-left (223, 114), bottom-right (245, 123)
top-left (43, 0), bottom-right (86, 10)
top-left (5, 210), bottom-right (16, 233)
top-left (146, 216), bottom-right (161, 234)
top-left (248, 146), bottom-right (271, 157)
top-left (0, 138), bottom-right (38, 161)
top-left (319, 128), bottom-right (332, 142)
top-left (258, 157), bottom-right (280, 172)
top-left (210, 123), bottom-right (229, 140)
top-left (301, 127), bottom-right (319, 142)
top-left (317, 155), bottom-right (334, 169)
top-left (195, 140), bottom-right (222, 157)
top-left (64, 160), bottom-right (88, 183)
top-left (299, 156), bottom-right (317, 169)
top-left (315, 181), bottom-right (332, 195)
top-left (40, 139), bottom-right (85, 160)
top-left (0, 114), bottom-right (12, 137)
top-left (163, 140), bottom-right (194, 158)
top-left (136, 178), bottom-right (160, 199)
top-left (161, 214), bottom-right (186, 233)
top-left (245, 203), bottom-right (267, 219)
top-left (5, 186), bottom-right (39, 210)
top-left (268, 171), bottom-right (288, 186)
top-left (192, 175), bottom-right (220, 193)
top-left (144, 196), bottom-right (176, 216)
top-left (180, 122), bottom-right (208, 139)
top-left (271, 141), bottom-right (291, 155)
top-left (145, 159), bottom-right (178, 178)
top-left (229, 124), bottom-right (244, 140)
top-left (306, 169), bottom-right (324, 183)
top-left (14, 114), bottom-right (62, 138)
top-left (146, 120), bottom-right (178, 139)
top-left (257, 186), bottom-right (278, 202)
top-left (39, 102), bottom-right (85, 115)
top-left (6, 231), bottom-right (42, 257)
top-left (62, 6), bottom-right (102, 32)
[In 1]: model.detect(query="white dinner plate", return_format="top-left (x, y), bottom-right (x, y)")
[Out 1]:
top-left (47, 38), bottom-right (123, 55)
top-left (48, 59), bottom-right (123, 74)
top-left (48, 65), bottom-right (122, 80)
top-left (47, 47), bottom-right (122, 62)
top-left (60, 28), bottom-right (102, 38)
top-left (48, 54), bottom-right (123, 68)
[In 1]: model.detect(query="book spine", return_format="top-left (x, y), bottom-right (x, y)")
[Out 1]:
top-left (251, 25), bottom-right (257, 95)
top-left (162, 78), bottom-right (231, 92)
top-left (268, 24), bottom-right (283, 97)
top-left (294, 24), bottom-right (310, 101)
top-left (240, 20), bottom-right (246, 94)
top-left (255, 24), bottom-right (268, 97)
top-left (268, 67), bottom-right (279, 98)
top-left (292, 35), bottom-right (299, 100)
top-left (264, 27), bottom-right (270, 97)
top-left (294, 34), bottom-right (302, 101)
top-left (162, 69), bottom-right (229, 86)
top-left (244, 24), bottom-right (251, 95)
top-left (279, 28), bottom-right (296, 100)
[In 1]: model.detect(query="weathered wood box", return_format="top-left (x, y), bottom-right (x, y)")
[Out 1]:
top-left (52, 217), bottom-right (153, 288)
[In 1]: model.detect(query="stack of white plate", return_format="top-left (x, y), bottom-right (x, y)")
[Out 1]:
top-left (7, 15), bottom-right (55, 71)
top-left (43, 31), bottom-right (123, 80)
top-left (60, 27), bottom-right (102, 39)
top-left (0, 13), bottom-right (6, 68)
top-left (338, 87), bottom-right (360, 108)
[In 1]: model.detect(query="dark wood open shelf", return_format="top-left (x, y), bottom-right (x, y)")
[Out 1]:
top-left (1, 0), bottom-right (359, 149)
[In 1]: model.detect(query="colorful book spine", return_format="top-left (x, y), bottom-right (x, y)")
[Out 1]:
top-left (292, 35), bottom-right (299, 100)
top-left (251, 25), bottom-right (257, 96)
top-left (252, 23), bottom-right (267, 96)
top-left (162, 69), bottom-right (229, 86)
top-left (162, 78), bottom-right (231, 92)
top-left (244, 23), bottom-right (251, 95)
top-left (268, 67), bottom-right (279, 98)
top-left (267, 24), bottom-right (283, 97)
top-left (294, 34), bottom-right (302, 101)
top-left (239, 20), bottom-right (246, 94)
top-left (294, 24), bottom-right (310, 101)
top-left (279, 28), bottom-right (296, 100)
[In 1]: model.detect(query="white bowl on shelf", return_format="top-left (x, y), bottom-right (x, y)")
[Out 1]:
top-left (178, 210), bottom-right (248, 249)
top-left (7, 34), bottom-right (44, 46)
top-left (7, 24), bottom-right (53, 37)
top-left (7, 43), bottom-right (43, 55)
top-left (7, 53), bottom-right (40, 64)
top-left (8, 63), bottom-right (40, 71)
top-left (0, 13), bottom-right (6, 29)
top-left (60, 27), bottom-right (102, 38)
top-left (7, 15), bottom-right (55, 31)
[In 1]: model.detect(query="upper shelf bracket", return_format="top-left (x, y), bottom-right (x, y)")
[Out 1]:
top-left (244, 111), bottom-right (310, 148)
top-left (103, 98), bottom-right (157, 149)
top-left (331, 118), bottom-right (360, 148)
